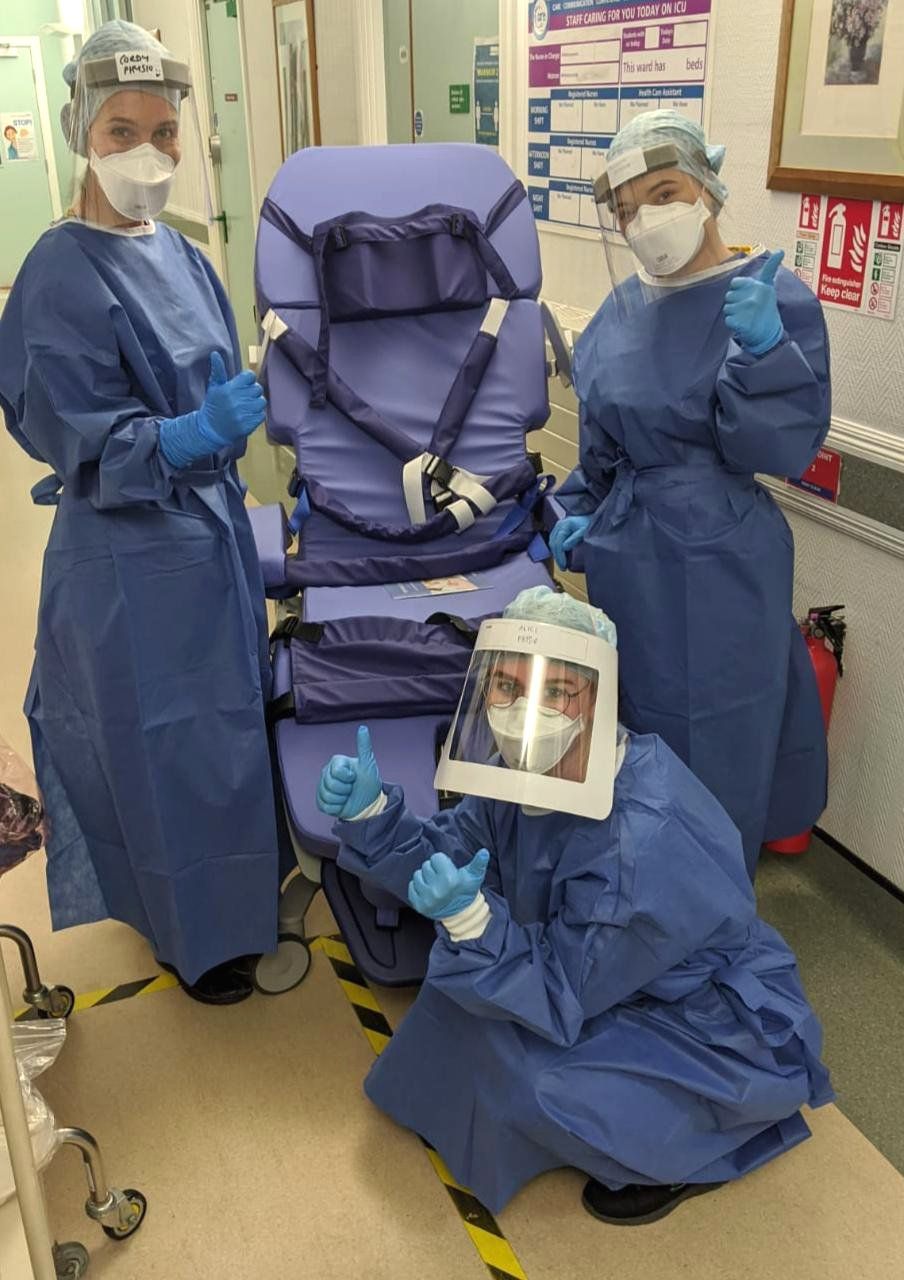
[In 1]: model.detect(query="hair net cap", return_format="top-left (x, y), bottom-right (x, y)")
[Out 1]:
top-left (503, 586), bottom-right (618, 650)
top-left (608, 108), bottom-right (728, 207)
top-left (61, 20), bottom-right (180, 154)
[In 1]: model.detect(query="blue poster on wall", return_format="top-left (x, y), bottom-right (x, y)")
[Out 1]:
top-left (474, 38), bottom-right (499, 147)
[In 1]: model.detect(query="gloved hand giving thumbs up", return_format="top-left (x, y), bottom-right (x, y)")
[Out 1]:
top-left (159, 350), bottom-right (267, 468)
top-left (722, 249), bottom-right (785, 357)
top-left (316, 725), bottom-right (383, 820)
top-left (408, 850), bottom-right (491, 920)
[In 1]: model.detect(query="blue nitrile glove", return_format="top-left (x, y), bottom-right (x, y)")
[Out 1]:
top-left (408, 850), bottom-right (490, 920)
top-left (159, 351), bottom-right (267, 468)
top-left (723, 250), bottom-right (785, 357)
top-left (549, 515), bottom-right (591, 571)
top-left (316, 725), bottom-right (383, 820)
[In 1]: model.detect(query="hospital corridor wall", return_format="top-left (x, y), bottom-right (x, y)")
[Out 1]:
top-left (521, 0), bottom-right (904, 894)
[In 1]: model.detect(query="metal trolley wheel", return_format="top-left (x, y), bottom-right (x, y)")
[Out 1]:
top-left (101, 1188), bottom-right (148, 1241)
top-left (253, 934), bottom-right (312, 995)
top-left (38, 984), bottom-right (76, 1020)
top-left (53, 1240), bottom-right (90, 1278)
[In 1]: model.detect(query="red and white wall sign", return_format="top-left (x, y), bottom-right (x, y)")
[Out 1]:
top-left (787, 446), bottom-right (842, 504)
top-left (793, 194), bottom-right (902, 321)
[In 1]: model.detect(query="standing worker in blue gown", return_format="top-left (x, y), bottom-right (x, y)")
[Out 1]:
top-left (316, 586), bottom-right (833, 1224)
top-left (0, 21), bottom-right (279, 1004)
top-left (549, 111), bottom-right (832, 874)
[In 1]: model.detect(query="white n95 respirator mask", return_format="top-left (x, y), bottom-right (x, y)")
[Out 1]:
top-left (625, 197), bottom-right (711, 277)
top-left (487, 699), bottom-right (585, 776)
top-left (89, 143), bottom-right (176, 221)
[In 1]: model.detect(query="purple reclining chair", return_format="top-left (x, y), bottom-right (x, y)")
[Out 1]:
top-left (248, 143), bottom-right (557, 993)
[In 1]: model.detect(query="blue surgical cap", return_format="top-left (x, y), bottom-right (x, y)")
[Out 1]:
top-left (503, 586), bottom-right (618, 649)
top-left (61, 20), bottom-right (181, 155)
top-left (608, 108), bottom-right (728, 207)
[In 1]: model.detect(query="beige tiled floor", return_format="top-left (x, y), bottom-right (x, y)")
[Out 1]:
top-left (2, 424), bottom-right (904, 1279)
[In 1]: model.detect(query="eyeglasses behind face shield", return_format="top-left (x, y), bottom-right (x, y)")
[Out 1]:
top-left (484, 661), bottom-right (594, 716)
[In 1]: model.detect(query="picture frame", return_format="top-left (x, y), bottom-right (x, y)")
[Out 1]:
top-left (272, 0), bottom-right (321, 160)
top-left (768, 0), bottom-right (904, 201)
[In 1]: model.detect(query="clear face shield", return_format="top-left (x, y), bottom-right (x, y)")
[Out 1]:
top-left (65, 47), bottom-right (211, 225)
top-left (435, 618), bottom-right (618, 821)
top-left (594, 142), bottom-right (748, 320)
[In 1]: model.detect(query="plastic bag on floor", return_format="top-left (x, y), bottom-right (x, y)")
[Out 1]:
top-left (0, 735), bottom-right (45, 876)
top-left (0, 1019), bottom-right (66, 1205)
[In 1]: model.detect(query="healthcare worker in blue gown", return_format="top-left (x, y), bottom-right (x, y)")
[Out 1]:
top-left (549, 111), bottom-right (832, 875)
top-left (316, 586), bottom-right (833, 1225)
top-left (0, 21), bottom-right (279, 1005)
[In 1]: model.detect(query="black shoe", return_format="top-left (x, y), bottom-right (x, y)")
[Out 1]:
top-left (581, 1178), bottom-right (724, 1226)
top-left (159, 959), bottom-right (254, 1006)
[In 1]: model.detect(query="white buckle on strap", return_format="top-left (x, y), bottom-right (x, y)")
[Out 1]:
top-left (447, 498), bottom-right (476, 531)
top-left (258, 308), bottom-right (289, 368)
top-left (403, 454), bottom-right (429, 525)
top-left (403, 451), bottom-right (498, 528)
top-left (443, 468), bottom-right (496, 515)
top-left (480, 297), bottom-right (509, 339)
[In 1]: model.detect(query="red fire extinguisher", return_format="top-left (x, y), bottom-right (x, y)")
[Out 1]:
top-left (765, 605), bottom-right (846, 856)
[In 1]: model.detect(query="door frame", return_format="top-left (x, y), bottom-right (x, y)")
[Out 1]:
top-left (350, 0), bottom-right (387, 146)
top-left (0, 36), bottom-right (64, 221)
top-left (191, 0), bottom-right (236, 282)
top-left (271, 0), bottom-right (322, 157)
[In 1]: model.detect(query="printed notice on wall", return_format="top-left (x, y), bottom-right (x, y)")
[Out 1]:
top-left (794, 193), bottom-right (902, 321)
top-left (474, 39), bottom-right (500, 147)
top-left (1, 112), bottom-right (37, 163)
top-left (787, 446), bottom-right (842, 504)
top-left (526, 0), bottom-right (715, 233)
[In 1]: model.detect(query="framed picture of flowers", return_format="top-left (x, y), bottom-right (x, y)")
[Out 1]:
top-left (768, 0), bottom-right (904, 200)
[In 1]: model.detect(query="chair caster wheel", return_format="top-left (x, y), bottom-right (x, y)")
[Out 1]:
top-left (254, 934), bottom-right (311, 994)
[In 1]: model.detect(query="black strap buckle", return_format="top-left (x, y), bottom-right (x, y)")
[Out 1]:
top-left (269, 616), bottom-right (324, 647)
top-left (425, 612), bottom-right (478, 643)
top-left (424, 454), bottom-right (454, 488)
top-left (266, 691), bottom-right (296, 726)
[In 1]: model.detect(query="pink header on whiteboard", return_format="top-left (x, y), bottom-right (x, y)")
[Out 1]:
top-left (546, 0), bottom-right (712, 31)
top-left (529, 46), bottom-right (562, 87)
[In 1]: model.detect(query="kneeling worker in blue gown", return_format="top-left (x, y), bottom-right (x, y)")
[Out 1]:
top-left (317, 585), bottom-right (832, 1224)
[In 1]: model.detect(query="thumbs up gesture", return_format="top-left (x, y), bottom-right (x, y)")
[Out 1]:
top-left (196, 350), bottom-right (267, 450)
top-left (316, 725), bottom-right (384, 819)
top-left (723, 249), bottom-right (785, 357)
top-left (408, 849), bottom-right (491, 920)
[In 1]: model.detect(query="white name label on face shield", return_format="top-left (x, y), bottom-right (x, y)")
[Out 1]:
top-left (604, 146), bottom-right (648, 191)
top-left (116, 50), bottom-right (164, 82)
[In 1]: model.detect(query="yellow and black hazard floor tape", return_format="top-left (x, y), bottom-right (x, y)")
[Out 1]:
top-left (15, 972), bottom-right (178, 1021)
top-left (12, 936), bottom-right (528, 1277)
top-left (312, 935), bottom-right (529, 1280)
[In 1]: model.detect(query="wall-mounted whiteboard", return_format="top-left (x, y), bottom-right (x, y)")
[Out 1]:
top-left (525, 0), bottom-right (717, 238)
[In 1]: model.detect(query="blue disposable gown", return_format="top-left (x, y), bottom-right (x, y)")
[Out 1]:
top-left (0, 221), bottom-right (278, 983)
top-left (562, 255), bottom-right (831, 873)
top-left (336, 732), bottom-right (833, 1214)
